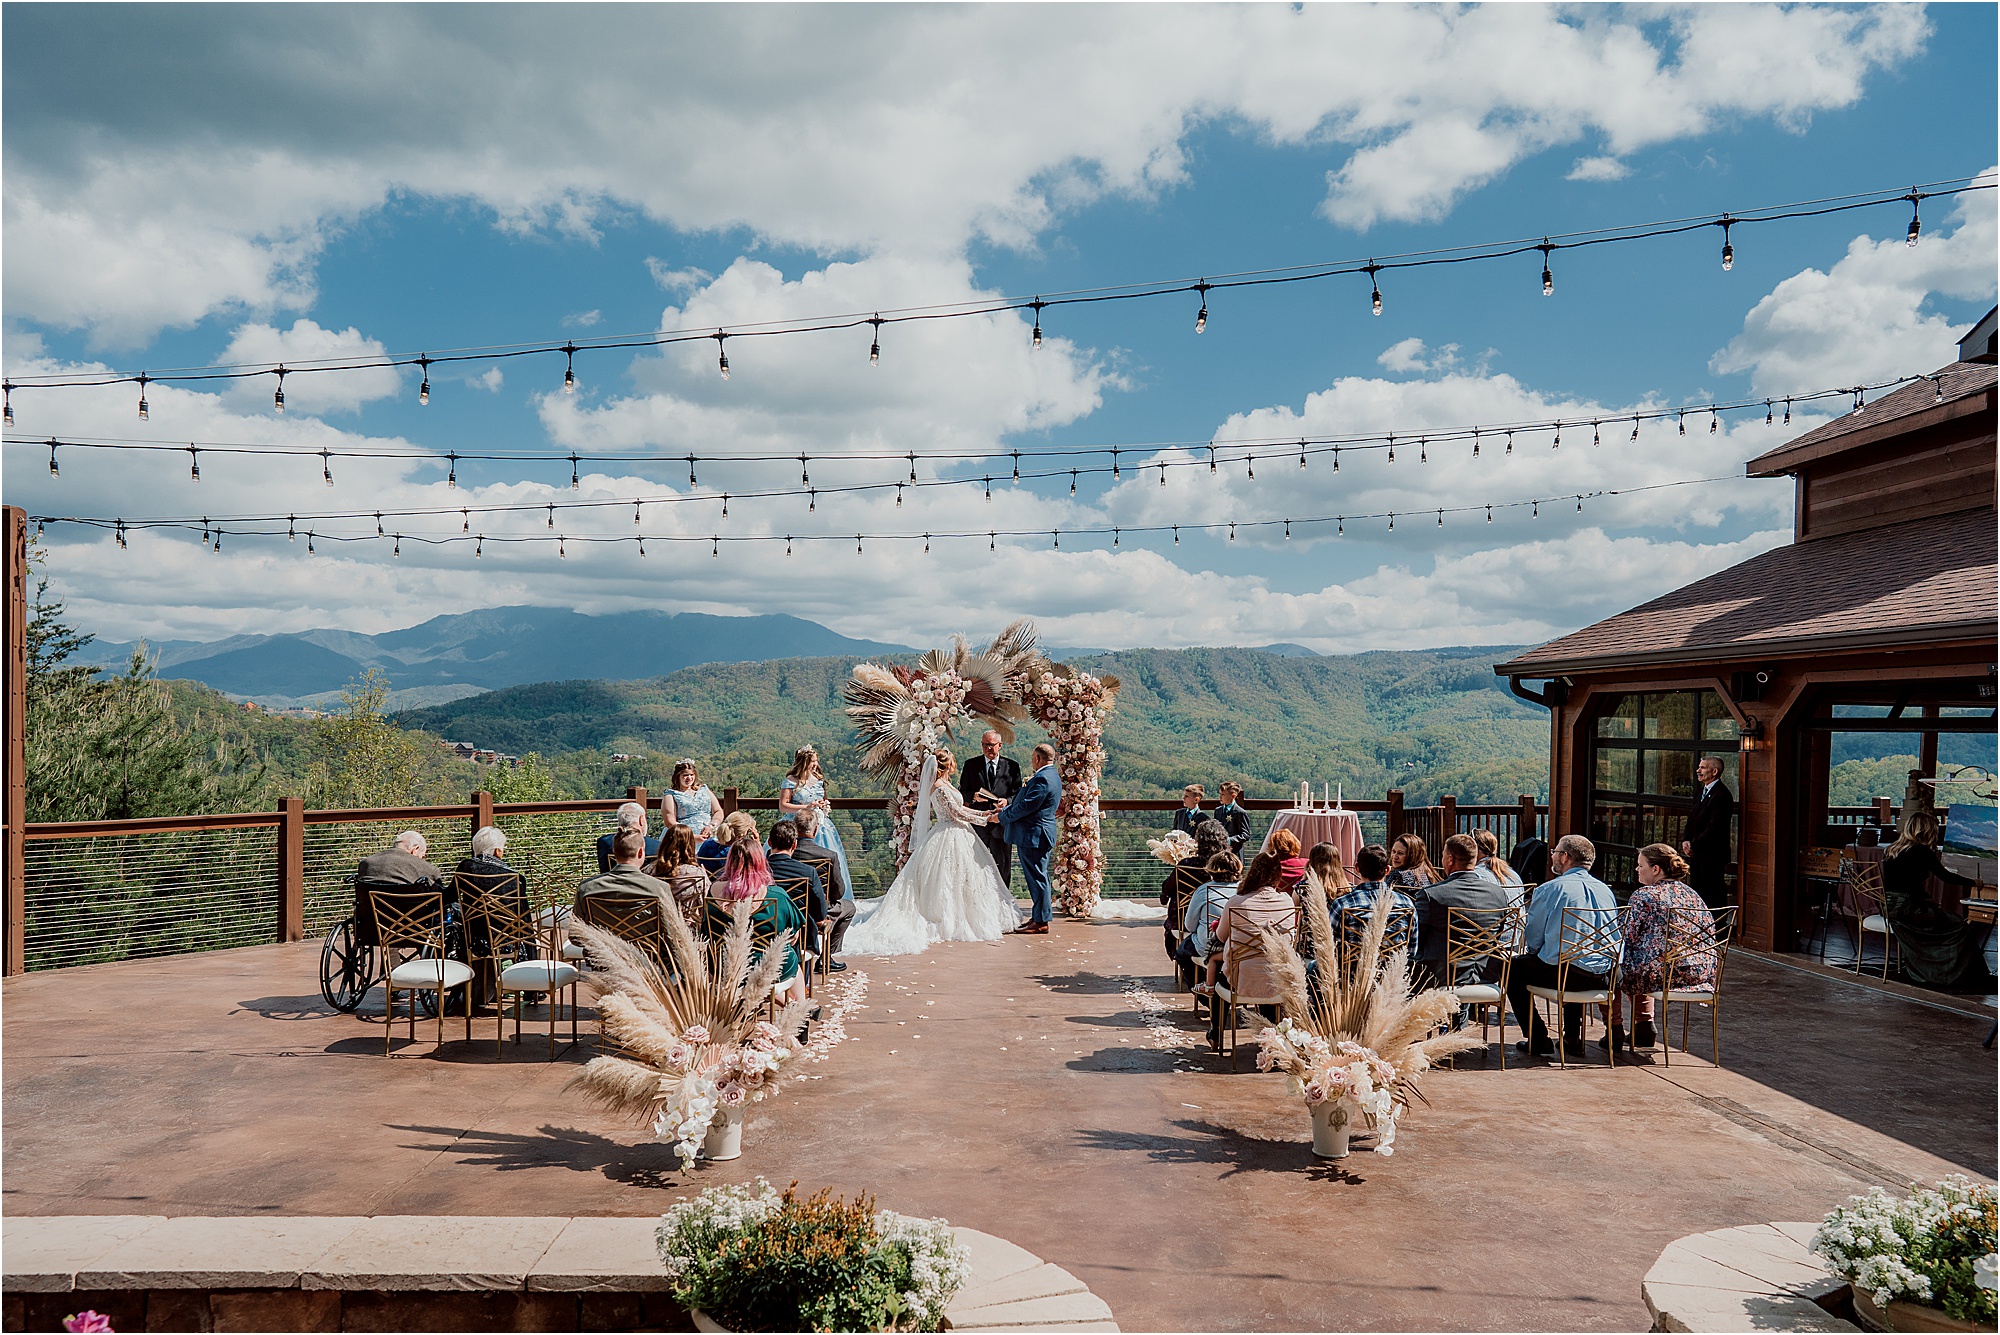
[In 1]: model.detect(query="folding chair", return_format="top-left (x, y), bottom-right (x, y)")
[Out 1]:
top-left (1214, 905), bottom-right (1298, 1069)
top-left (462, 879), bottom-right (579, 1061)
top-left (1841, 860), bottom-right (1897, 979)
top-left (1656, 905), bottom-right (1735, 1068)
top-left (1442, 904), bottom-right (1525, 1068)
top-left (770, 871), bottom-right (819, 995)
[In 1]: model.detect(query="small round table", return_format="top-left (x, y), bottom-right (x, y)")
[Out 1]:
top-left (1262, 808), bottom-right (1364, 867)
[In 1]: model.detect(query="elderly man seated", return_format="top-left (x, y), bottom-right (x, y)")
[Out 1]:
top-left (596, 801), bottom-right (661, 874)
top-left (575, 828), bottom-right (675, 919)
top-left (354, 830), bottom-right (447, 948)
top-left (791, 810), bottom-right (857, 972)
top-left (1506, 833), bottom-right (1620, 1059)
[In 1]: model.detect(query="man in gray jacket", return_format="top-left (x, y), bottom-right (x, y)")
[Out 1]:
top-left (574, 828), bottom-right (676, 918)
top-left (1408, 833), bottom-right (1513, 989)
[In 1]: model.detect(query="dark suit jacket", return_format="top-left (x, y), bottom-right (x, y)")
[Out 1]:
top-left (1172, 806), bottom-right (1206, 838)
top-left (1212, 803), bottom-right (1250, 853)
top-left (765, 851), bottom-right (828, 930)
top-left (1408, 868), bottom-right (1512, 968)
top-left (961, 754), bottom-right (1022, 816)
top-left (1684, 781), bottom-right (1734, 863)
top-left (794, 839), bottom-right (849, 902)
top-left (597, 831), bottom-right (663, 874)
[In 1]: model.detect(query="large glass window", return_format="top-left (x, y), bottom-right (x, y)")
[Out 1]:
top-left (1589, 690), bottom-right (1739, 891)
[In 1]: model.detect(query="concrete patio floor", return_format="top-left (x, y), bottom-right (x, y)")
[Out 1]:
top-left (4, 919), bottom-right (1993, 1332)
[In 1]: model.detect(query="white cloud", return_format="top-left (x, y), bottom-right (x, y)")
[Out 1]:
top-left (561, 310), bottom-right (602, 328)
top-left (646, 260), bottom-right (714, 293)
top-left (1712, 177), bottom-right (1999, 392)
top-left (3, 5), bottom-right (1929, 342)
top-left (1566, 156), bottom-right (1631, 182)
top-left (216, 319), bottom-right (402, 416)
top-left (472, 368), bottom-right (504, 393)
top-left (1377, 338), bottom-right (1459, 374)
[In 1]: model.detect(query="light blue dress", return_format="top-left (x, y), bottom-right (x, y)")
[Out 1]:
top-left (783, 775), bottom-right (852, 898)
top-left (669, 784), bottom-right (719, 837)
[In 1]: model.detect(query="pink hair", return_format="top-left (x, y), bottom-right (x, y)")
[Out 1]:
top-left (714, 841), bottom-right (771, 902)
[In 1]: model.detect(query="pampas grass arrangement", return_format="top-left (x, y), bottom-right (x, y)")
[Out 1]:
top-left (565, 905), bottom-right (810, 1168)
top-left (1251, 873), bottom-right (1484, 1154)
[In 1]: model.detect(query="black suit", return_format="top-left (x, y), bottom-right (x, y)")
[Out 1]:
top-left (961, 753), bottom-right (1022, 885)
top-left (766, 850), bottom-right (829, 936)
top-left (1683, 780), bottom-right (1736, 909)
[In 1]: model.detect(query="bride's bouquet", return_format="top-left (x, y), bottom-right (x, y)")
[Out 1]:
top-left (1148, 830), bottom-right (1196, 867)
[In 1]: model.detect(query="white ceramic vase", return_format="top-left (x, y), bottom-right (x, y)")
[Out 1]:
top-left (700, 1105), bottom-right (744, 1161)
top-left (1310, 1100), bottom-right (1351, 1158)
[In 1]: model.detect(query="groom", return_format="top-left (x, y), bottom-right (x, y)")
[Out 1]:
top-left (997, 743), bottom-right (1061, 934)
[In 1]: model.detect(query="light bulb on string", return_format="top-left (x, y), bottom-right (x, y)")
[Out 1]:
top-left (1337, 517), bottom-right (1344, 536)
top-left (559, 536), bottom-right (566, 559)
top-left (1933, 376), bottom-right (1945, 404)
top-left (1532, 501), bottom-right (1539, 518)
top-left (1282, 520), bottom-right (1289, 540)
top-left (322, 449), bottom-right (334, 486)
top-left (1591, 421), bottom-right (1600, 448)
top-left (859, 534), bottom-right (866, 554)
top-left (924, 533), bottom-right (931, 554)
top-left (638, 537), bottom-right (646, 558)
top-left (688, 456), bottom-right (699, 487)
top-left (1505, 430), bottom-right (1513, 456)
top-left (1387, 513), bottom-right (1395, 531)
top-left (393, 534), bottom-right (401, 558)
top-left (721, 493), bottom-right (730, 519)
top-left (288, 516), bottom-right (296, 541)
top-left (1419, 437), bottom-right (1427, 464)
top-left (307, 530), bottom-right (316, 554)
top-left (1193, 280), bottom-right (1209, 334)
top-left (1709, 409), bottom-right (1719, 434)
top-left (32, 518), bottom-right (42, 543)
top-left (546, 505), bottom-right (555, 529)
top-left (375, 512), bottom-right (384, 536)
top-left (1766, 401), bottom-right (1774, 426)
top-left (1552, 423), bottom-right (1560, 450)
top-left (1299, 440), bottom-right (1307, 470)
top-left (1905, 191), bottom-right (1922, 246)
top-left (1030, 299), bottom-right (1044, 350)
top-left (808, 489), bottom-right (817, 513)
top-left (1209, 446), bottom-right (1217, 474)
top-left (1630, 418), bottom-right (1640, 441)
top-left (990, 532), bottom-right (997, 552)
top-left (1366, 262), bottom-right (1382, 316)
top-left (1538, 241), bottom-right (1555, 296)
top-left (273, 366), bottom-right (286, 414)
top-left (188, 445), bottom-right (201, 483)
top-left (1677, 411), bottom-right (1686, 436)
top-left (907, 453), bottom-right (918, 483)
top-left (1333, 446), bottom-right (1340, 472)
top-left (1387, 434), bottom-right (1396, 464)
top-left (633, 501), bottom-right (642, 524)
top-left (895, 483), bottom-right (904, 508)
top-left (1486, 505), bottom-right (1492, 523)
top-left (200, 518), bottom-right (209, 544)
top-left (418, 356), bottom-right (431, 405)
top-left (1011, 452), bottom-right (1021, 482)
top-left (1472, 429), bottom-right (1481, 458)
top-left (3, 381), bottom-right (13, 427)
top-left (1172, 525), bottom-right (1180, 546)
top-left (463, 510), bottom-right (471, 533)
top-left (1227, 523), bottom-right (1234, 541)
top-left (714, 332), bottom-right (729, 379)
top-left (562, 343), bottom-right (577, 393)
top-left (869, 315), bottom-right (882, 365)
top-left (570, 454), bottom-right (580, 489)
top-left (1720, 217), bottom-right (1735, 271)
top-left (47, 441), bottom-right (58, 477)
top-left (1070, 470), bottom-right (1077, 495)
top-left (787, 536), bottom-right (794, 558)
top-left (115, 521), bottom-right (127, 550)
top-left (1576, 495), bottom-right (1583, 512)
top-left (1853, 386), bottom-right (1865, 411)
top-left (712, 536), bottom-right (719, 559)
top-left (137, 374), bottom-right (150, 421)
top-left (1783, 398), bottom-right (1791, 425)
top-left (447, 453), bottom-right (458, 487)
top-left (1246, 455), bottom-right (1255, 480)
top-left (1159, 463), bottom-right (1167, 487)
top-left (212, 527), bottom-right (222, 553)
top-left (474, 535), bottom-right (481, 558)
top-left (1436, 509), bottom-right (1443, 527)
top-left (984, 476), bottom-right (992, 502)
top-left (1111, 448), bottom-right (1121, 479)
top-left (800, 454), bottom-right (811, 486)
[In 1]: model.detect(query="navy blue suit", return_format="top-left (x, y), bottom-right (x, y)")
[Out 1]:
top-left (998, 763), bottom-right (1062, 924)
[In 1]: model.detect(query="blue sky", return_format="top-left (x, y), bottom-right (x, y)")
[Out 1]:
top-left (3, 3), bottom-right (1995, 648)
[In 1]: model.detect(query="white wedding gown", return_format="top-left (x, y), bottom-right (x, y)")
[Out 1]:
top-left (844, 775), bottom-right (1022, 956)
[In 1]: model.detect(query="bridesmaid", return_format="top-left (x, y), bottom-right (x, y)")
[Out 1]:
top-left (663, 759), bottom-right (721, 840)
top-left (779, 745), bottom-right (852, 897)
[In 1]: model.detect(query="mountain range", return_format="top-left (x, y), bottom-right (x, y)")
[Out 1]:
top-left (79, 606), bottom-right (1327, 707)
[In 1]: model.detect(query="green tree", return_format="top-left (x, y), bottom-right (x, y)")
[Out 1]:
top-left (484, 751), bottom-right (558, 802)
top-left (306, 669), bottom-right (439, 807)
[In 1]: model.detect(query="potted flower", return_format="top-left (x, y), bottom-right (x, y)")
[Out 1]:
top-left (1251, 885), bottom-right (1482, 1158)
top-left (566, 910), bottom-right (809, 1168)
top-left (659, 1179), bottom-right (970, 1333)
top-left (1813, 1176), bottom-right (1997, 1332)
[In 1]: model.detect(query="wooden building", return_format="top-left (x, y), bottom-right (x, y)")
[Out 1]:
top-left (1495, 310), bottom-right (1998, 952)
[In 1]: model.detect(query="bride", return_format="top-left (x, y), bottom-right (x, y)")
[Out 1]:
top-left (844, 746), bottom-right (1022, 956)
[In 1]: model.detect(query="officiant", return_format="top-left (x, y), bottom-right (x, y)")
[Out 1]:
top-left (961, 730), bottom-right (1022, 887)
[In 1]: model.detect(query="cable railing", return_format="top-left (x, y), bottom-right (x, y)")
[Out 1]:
top-left (13, 787), bottom-right (1545, 972)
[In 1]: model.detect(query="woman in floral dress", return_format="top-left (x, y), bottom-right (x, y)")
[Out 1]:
top-left (1609, 842), bottom-right (1716, 1054)
top-left (778, 746), bottom-right (852, 897)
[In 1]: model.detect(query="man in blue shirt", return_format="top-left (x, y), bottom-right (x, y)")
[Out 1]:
top-left (1506, 834), bottom-right (1620, 1058)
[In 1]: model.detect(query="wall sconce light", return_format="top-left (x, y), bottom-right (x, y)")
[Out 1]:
top-left (1738, 719), bottom-right (1766, 752)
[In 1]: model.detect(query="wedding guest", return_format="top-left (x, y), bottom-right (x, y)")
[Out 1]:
top-left (1507, 834), bottom-right (1619, 1059)
top-left (648, 824), bottom-right (711, 926)
top-left (1266, 828), bottom-right (1304, 861)
top-left (596, 801), bottom-right (661, 874)
top-left (1307, 841), bottom-right (1351, 897)
top-left (354, 830), bottom-right (446, 949)
top-left (1409, 834), bottom-right (1512, 990)
top-left (961, 731), bottom-right (1022, 886)
top-left (456, 824), bottom-right (528, 949)
top-left (1179, 849), bottom-right (1242, 993)
top-left (764, 818), bottom-right (829, 968)
top-left (1163, 819), bottom-right (1231, 962)
top-left (1474, 828), bottom-right (1526, 894)
top-left (1208, 850), bottom-right (1304, 1039)
top-left (575, 827), bottom-right (676, 918)
top-left (778, 746), bottom-right (854, 905)
top-left (1608, 844), bottom-right (1715, 1054)
top-left (698, 811), bottom-right (760, 876)
top-left (1387, 833), bottom-right (1439, 891)
top-left (1328, 845), bottom-right (1418, 956)
top-left (1212, 781), bottom-right (1251, 855)
top-left (663, 760), bottom-right (722, 840)
top-left (1881, 809), bottom-right (1993, 992)
top-left (1680, 756), bottom-right (1735, 910)
top-left (707, 839), bottom-right (808, 1008)
top-left (1173, 785), bottom-right (1207, 838)
top-left (792, 808), bottom-right (856, 970)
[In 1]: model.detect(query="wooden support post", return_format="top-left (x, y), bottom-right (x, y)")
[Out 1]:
top-left (1874, 796), bottom-right (1895, 829)
top-left (277, 797), bottom-right (304, 943)
top-left (4, 506), bottom-right (26, 976)
top-left (722, 787), bottom-right (739, 817)
top-left (472, 790), bottom-right (494, 842)
top-left (1517, 794), bottom-right (1538, 845)
top-left (626, 786), bottom-right (648, 824)
top-left (1385, 789), bottom-right (1405, 843)
top-left (1439, 795), bottom-right (1457, 840)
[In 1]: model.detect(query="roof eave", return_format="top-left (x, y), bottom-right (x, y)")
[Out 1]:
top-left (1745, 384), bottom-right (1997, 477)
top-left (1493, 618), bottom-right (1997, 679)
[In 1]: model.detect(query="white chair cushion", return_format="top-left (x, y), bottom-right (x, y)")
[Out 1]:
top-left (1861, 914), bottom-right (1890, 934)
top-left (389, 958), bottom-right (474, 989)
top-left (561, 942), bottom-right (587, 961)
top-left (536, 907), bottom-right (571, 927)
top-left (1662, 988), bottom-right (1716, 1003)
top-left (1525, 984), bottom-right (1610, 1004)
top-left (1451, 984), bottom-right (1503, 1003)
top-left (499, 960), bottom-right (580, 991)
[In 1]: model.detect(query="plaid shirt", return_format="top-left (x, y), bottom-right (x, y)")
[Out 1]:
top-left (1327, 879), bottom-right (1420, 956)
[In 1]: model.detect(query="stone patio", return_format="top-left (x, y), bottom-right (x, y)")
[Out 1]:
top-left (4, 918), bottom-right (1993, 1331)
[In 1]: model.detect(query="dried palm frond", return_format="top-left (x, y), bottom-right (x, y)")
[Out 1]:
top-left (843, 620), bottom-right (1049, 788)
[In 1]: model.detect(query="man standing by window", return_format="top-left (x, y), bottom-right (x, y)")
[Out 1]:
top-left (1682, 756), bottom-right (1735, 910)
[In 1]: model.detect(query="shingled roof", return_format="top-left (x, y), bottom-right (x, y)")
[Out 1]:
top-left (1494, 504), bottom-right (1996, 677)
top-left (1745, 359), bottom-right (1998, 478)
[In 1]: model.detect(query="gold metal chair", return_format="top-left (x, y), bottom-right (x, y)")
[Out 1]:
top-left (462, 881), bottom-right (580, 1061)
top-left (368, 887), bottom-right (475, 1056)
top-left (1214, 905), bottom-right (1298, 1069)
top-left (1162, 865), bottom-right (1204, 988)
top-left (1441, 904), bottom-right (1525, 1069)
top-left (577, 891), bottom-right (673, 971)
top-left (770, 871), bottom-right (819, 995)
top-left (1524, 904), bottom-right (1623, 1068)
top-left (1655, 904), bottom-right (1735, 1068)
top-left (1841, 859), bottom-right (1897, 979)
top-left (1335, 902), bottom-right (1418, 981)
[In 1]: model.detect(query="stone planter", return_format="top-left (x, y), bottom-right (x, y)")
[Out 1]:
top-left (1852, 1285), bottom-right (1987, 1333)
top-left (690, 1309), bottom-right (728, 1333)
top-left (699, 1106), bottom-right (744, 1162)
top-left (1309, 1101), bottom-right (1351, 1159)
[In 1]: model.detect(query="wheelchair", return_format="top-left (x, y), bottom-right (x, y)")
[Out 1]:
top-left (319, 878), bottom-right (466, 1016)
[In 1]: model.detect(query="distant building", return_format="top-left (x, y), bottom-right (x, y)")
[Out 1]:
top-left (1495, 307), bottom-right (1997, 954)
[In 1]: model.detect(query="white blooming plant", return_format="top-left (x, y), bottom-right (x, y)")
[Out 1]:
top-left (1814, 1177), bottom-right (1997, 1323)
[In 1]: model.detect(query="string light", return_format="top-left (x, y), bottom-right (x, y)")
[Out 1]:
top-left (908, 453), bottom-right (919, 483)
top-left (2, 382), bottom-right (12, 427)
top-left (714, 331), bottom-right (729, 379)
top-left (464, 510), bottom-right (471, 533)
top-left (1070, 470), bottom-right (1077, 496)
top-left (1933, 376), bottom-right (1945, 404)
top-left (638, 537), bottom-right (646, 557)
top-left (1552, 423), bottom-right (1561, 449)
top-left (1172, 525), bottom-right (1179, 546)
top-left (868, 315), bottom-right (883, 365)
top-left (393, 533), bottom-right (401, 557)
top-left (212, 526), bottom-right (222, 553)
top-left (115, 520), bottom-right (127, 549)
top-left (569, 454), bottom-right (580, 489)
top-left (562, 342), bottom-right (577, 394)
top-left (1012, 452), bottom-right (1021, 482)
top-left (1538, 240), bottom-right (1555, 296)
top-left (1366, 262), bottom-right (1383, 316)
top-left (1630, 417), bottom-right (1640, 441)
top-left (924, 532), bottom-right (931, 553)
top-left (273, 366), bottom-right (286, 414)
top-left (1719, 216), bottom-right (1735, 270)
top-left (1905, 190), bottom-right (1922, 246)
top-left (322, 449), bottom-right (333, 487)
top-left (1710, 409), bottom-right (1719, 434)
top-left (1298, 440), bottom-right (1307, 470)
top-left (1591, 421), bottom-right (1600, 448)
top-left (1486, 505), bottom-right (1492, 523)
top-left (800, 454), bottom-right (811, 486)
top-left (137, 374), bottom-right (150, 421)
top-left (1505, 430), bottom-right (1513, 456)
top-left (1766, 401), bottom-right (1774, 426)
top-left (1419, 437), bottom-right (1428, 464)
top-left (418, 356), bottom-right (431, 405)
top-left (1193, 280), bottom-right (1209, 333)
top-left (1227, 523), bottom-right (1234, 541)
top-left (1678, 411), bottom-right (1686, 436)
top-left (547, 505), bottom-right (555, 529)
top-left (375, 512), bottom-right (384, 536)
top-left (1111, 448), bottom-right (1121, 479)
top-left (688, 455), bottom-right (699, 487)
top-left (1030, 298), bottom-right (1044, 351)
top-left (559, 536), bottom-right (566, 559)
top-left (447, 452), bottom-right (458, 487)
top-left (1332, 445), bottom-right (1340, 472)
top-left (1246, 455), bottom-right (1255, 480)
top-left (712, 536), bottom-right (719, 558)
top-left (474, 534), bottom-right (481, 557)
top-left (1387, 434), bottom-right (1396, 464)
top-left (189, 445), bottom-right (200, 483)
top-left (985, 476), bottom-right (992, 502)
top-left (1436, 509), bottom-right (1443, 527)
top-left (288, 516), bottom-right (296, 541)
top-left (1472, 429), bottom-right (1480, 458)
top-left (1783, 398), bottom-right (1792, 425)
top-left (895, 483), bottom-right (904, 508)
top-left (47, 440), bottom-right (58, 477)
top-left (307, 530), bottom-right (315, 554)
top-left (1387, 513), bottom-right (1395, 531)
top-left (721, 493), bottom-right (730, 519)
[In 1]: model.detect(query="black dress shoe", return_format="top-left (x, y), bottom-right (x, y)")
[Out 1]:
top-left (1514, 1038), bottom-right (1556, 1057)
top-left (1598, 1027), bottom-right (1628, 1053)
top-left (828, 961), bottom-right (848, 973)
top-left (1631, 1019), bottom-right (1656, 1050)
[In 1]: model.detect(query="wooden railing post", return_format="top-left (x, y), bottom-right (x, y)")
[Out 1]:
top-left (1873, 796), bottom-right (1894, 829)
top-left (472, 790), bottom-right (494, 843)
top-left (626, 786), bottom-right (648, 825)
top-left (1517, 794), bottom-right (1538, 845)
top-left (4, 506), bottom-right (26, 976)
top-left (1386, 789), bottom-right (1405, 843)
top-left (1439, 795), bottom-right (1457, 840)
top-left (277, 797), bottom-right (304, 943)
top-left (722, 787), bottom-right (740, 817)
